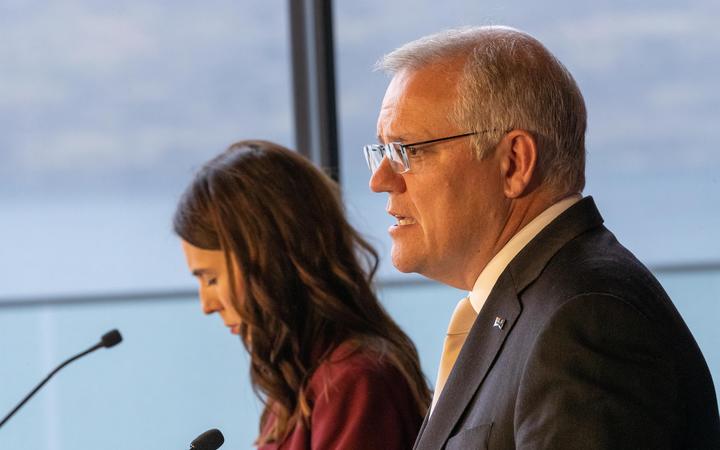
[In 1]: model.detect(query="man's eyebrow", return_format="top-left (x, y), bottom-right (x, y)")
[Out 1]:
top-left (377, 134), bottom-right (408, 144)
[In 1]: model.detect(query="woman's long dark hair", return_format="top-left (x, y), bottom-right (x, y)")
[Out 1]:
top-left (174, 140), bottom-right (430, 443)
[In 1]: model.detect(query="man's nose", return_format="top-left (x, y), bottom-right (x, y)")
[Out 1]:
top-left (369, 157), bottom-right (406, 193)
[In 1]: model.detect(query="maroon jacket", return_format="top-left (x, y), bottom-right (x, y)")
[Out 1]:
top-left (258, 343), bottom-right (424, 450)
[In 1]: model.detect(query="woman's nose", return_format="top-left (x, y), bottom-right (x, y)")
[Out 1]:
top-left (200, 290), bottom-right (222, 315)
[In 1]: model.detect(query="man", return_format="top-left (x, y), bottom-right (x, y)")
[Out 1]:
top-left (364, 26), bottom-right (719, 449)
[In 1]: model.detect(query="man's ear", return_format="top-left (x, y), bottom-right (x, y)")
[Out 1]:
top-left (499, 130), bottom-right (538, 198)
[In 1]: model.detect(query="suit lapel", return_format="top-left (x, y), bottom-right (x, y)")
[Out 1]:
top-left (507, 196), bottom-right (604, 293)
top-left (415, 274), bottom-right (521, 449)
top-left (412, 411), bottom-right (430, 449)
top-left (413, 197), bottom-right (605, 449)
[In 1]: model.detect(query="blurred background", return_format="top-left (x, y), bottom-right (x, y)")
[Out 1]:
top-left (1, 0), bottom-right (718, 448)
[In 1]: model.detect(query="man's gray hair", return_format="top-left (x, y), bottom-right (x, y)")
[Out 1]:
top-left (377, 26), bottom-right (587, 193)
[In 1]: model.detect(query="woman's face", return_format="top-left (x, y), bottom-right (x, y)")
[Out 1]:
top-left (181, 240), bottom-right (242, 335)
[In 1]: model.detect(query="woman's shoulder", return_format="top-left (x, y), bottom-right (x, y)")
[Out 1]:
top-left (307, 339), bottom-right (404, 397)
top-left (302, 339), bottom-right (424, 449)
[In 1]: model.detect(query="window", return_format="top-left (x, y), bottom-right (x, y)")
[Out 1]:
top-left (0, 1), bottom-right (291, 447)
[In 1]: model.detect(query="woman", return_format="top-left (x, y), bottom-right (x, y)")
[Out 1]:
top-left (174, 140), bottom-right (430, 449)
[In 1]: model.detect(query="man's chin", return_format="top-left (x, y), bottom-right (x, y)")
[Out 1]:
top-left (390, 249), bottom-right (422, 274)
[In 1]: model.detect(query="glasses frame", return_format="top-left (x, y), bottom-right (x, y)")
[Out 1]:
top-left (364, 131), bottom-right (478, 174)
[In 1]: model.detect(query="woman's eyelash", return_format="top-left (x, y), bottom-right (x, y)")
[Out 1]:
top-left (207, 278), bottom-right (218, 286)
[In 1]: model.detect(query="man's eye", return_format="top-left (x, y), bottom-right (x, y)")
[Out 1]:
top-left (406, 146), bottom-right (422, 157)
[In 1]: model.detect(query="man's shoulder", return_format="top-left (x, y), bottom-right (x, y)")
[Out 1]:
top-left (515, 224), bottom-right (691, 343)
top-left (531, 224), bottom-right (665, 303)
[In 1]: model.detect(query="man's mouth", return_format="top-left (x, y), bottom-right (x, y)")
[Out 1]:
top-left (394, 215), bottom-right (417, 226)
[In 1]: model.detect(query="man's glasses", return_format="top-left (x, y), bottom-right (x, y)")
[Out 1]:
top-left (363, 131), bottom-right (477, 174)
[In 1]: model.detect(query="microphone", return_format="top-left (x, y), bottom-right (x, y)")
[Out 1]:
top-left (190, 428), bottom-right (225, 450)
top-left (0, 329), bottom-right (123, 429)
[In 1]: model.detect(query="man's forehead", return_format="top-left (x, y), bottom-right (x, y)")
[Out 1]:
top-left (377, 65), bottom-right (462, 140)
top-left (389, 64), bottom-right (461, 99)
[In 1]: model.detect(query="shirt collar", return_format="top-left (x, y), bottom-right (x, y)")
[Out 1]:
top-left (468, 194), bottom-right (582, 313)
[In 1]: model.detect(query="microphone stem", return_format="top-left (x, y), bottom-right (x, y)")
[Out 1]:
top-left (0, 342), bottom-right (103, 428)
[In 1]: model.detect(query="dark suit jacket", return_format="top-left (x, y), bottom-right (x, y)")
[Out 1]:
top-left (258, 341), bottom-right (423, 450)
top-left (414, 197), bottom-right (720, 450)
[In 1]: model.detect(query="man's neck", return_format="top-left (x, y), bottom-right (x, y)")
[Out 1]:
top-left (433, 189), bottom-right (574, 290)
top-left (490, 190), bottom-right (567, 258)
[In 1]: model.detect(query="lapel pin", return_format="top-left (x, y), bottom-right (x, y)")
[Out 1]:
top-left (493, 316), bottom-right (506, 330)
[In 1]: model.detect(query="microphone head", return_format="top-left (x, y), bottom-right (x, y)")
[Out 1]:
top-left (101, 329), bottom-right (122, 348)
top-left (190, 428), bottom-right (224, 450)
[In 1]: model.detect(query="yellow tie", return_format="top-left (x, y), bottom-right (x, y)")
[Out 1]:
top-left (430, 297), bottom-right (477, 413)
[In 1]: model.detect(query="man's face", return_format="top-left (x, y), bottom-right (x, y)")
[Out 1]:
top-left (370, 62), bottom-right (508, 289)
